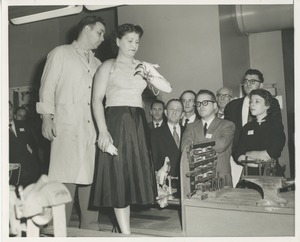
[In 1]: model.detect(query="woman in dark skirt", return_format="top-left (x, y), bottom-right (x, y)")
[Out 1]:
top-left (91, 23), bottom-right (157, 234)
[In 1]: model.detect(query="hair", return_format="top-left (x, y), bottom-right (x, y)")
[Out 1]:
top-left (165, 99), bottom-right (184, 110)
top-left (196, 89), bottom-right (217, 102)
top-left (77, 15), bottom-right (105, 35)
top-left (216, 86), bottom-right (233, 96)
top-left (249, 89), bottom-right (273, 114)
top-left (179, 90), bottom-right (196, 100)
top-left (15, 106), bottom-right (28, 115)
top-left (150, 100), bottom-right (165, 109)
top-left (111, 23), bottom-right (144, 56)
top-left (244, 69), bottom-right (264, 83)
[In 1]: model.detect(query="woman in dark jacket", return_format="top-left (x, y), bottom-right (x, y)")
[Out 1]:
top-left (233, 89), bottom-right (285, 176)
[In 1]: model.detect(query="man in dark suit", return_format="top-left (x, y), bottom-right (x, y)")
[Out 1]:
top-left (181, 90), bottom-right (235, 187)
top-left (224, 69), bottom-right (282, 153)
top-left (9, 102), bottom-right (41, 188)
top-left (150, 99), bottom-right (184, 187)
top-left (148, 100), bottom-right (166, 129)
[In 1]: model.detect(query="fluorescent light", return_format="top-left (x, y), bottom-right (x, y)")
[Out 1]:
top-left (84, 5), bottom-right (120, 11)
top-left (10, 5), bottom-right (83, 25)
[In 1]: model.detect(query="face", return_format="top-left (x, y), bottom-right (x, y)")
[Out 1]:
top-left (196, 93), bottom-right (217, 120)
top-left (242, 74), bottom-right (263, 95)
top-left (15, 109), bottom-right (27, 121)
top-left (249, 94), bottom-right (269, 117)
top-left (165, 101), bottom-right (183, 125)
top-left (181, 92), bottom-right (195, 114)
top-left (216, 88), bottom-right (232, 109)
top-left (85, 22), bottom-right (105, 50)
top-left (150, 103), bottom-right (164, 121)
top-left (117, 32), bottom-right (140, 58)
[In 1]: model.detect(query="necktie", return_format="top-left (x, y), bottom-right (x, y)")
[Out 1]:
top-left (203, 122), bottom-right (208, 136)
top-left (155, 122), bottom-right (159, 128)
top-left (184, 118), bottom-right (189, 127)
top-left (173, 126), bottom-right (180, 148)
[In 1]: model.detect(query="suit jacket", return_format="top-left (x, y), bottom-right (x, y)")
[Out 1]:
top-left (224, 96), bottom-right (282, 153)
top-left (150, 124), bottom-right (182, 177)
top-left (9, 120), bottom-right (41, 187)
top-left (181, 118), bottom-right (235, 186)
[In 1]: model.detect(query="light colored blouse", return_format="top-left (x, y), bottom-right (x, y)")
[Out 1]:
top-left (105, 61), bottom-right (147, 108)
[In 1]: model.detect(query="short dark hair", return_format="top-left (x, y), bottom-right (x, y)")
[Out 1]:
top-left (249, 89), bottom-right (273, 114)
top-left (244, 69), bottom-right (264, 83)
top-left (111, 23), bottom-right (144, 56)
top-left (115, 23), bottom-right (144, 39)
top-left (165, 99), bottom-right (183, 110)
top-left (180, 90), bottom-right (196, 100)
top-left (150, 100), bottom-right (165, 109)
top-left (77, 15), bottom-right (105, 35)
top-left (196, 89), bottom-right (217, 102)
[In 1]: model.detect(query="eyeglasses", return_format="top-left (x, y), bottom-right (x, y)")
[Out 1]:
top-left (242, 79), bottom-right (262, 86)
top-left (195, 100), bottom-right (215, 107)
top-left (216, 93), bottom-right (232, 98)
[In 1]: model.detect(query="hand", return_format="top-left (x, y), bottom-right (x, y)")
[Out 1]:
top-left (41, 115), bottom-right (57, 141)
top-left (245, 150), bottom-right (271, 161)
top-left (97, 130), bottom-right (113, 153)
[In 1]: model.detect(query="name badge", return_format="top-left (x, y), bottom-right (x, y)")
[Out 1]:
top-left (19, 128), bottom-right (25, 132)
top-left (206, 133), bottom-right (212, 139)
top-left (247, 130), bottom-right (254, 135)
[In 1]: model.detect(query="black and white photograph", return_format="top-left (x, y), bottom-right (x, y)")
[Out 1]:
top-left (1, 0), bottom-right (298, 241)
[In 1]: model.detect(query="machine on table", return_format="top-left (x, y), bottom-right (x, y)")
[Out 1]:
top-left (180, 141), bottom-right (295, 236)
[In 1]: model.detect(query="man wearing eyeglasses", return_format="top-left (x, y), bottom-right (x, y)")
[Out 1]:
top-left (216, 87), bottom-right (233, 119)
top-left (181, 90), bottom-right (235, 187)
top-left (224, 69), bottom-right (282, 153)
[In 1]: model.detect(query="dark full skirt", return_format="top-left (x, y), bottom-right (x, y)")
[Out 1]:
top-left (92, 106), bottom-right (157, 208)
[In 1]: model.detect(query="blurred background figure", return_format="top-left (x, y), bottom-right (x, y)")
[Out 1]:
top-left (216, 87), bottom-right (233, 119)
top-left (148, 100), bottom-right (166, 129)
top-left (9, 101), bottom-right (42, 188)
top-left (14, 106), bottom-right (28, 121)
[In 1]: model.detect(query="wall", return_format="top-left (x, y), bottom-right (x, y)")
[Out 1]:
top-left (9, 7), bottom-right (117, 90)
top-left (249, 31), bottom-right (290, 177)
top-left (218, 5), bottom-right (250, 97)
top-left (117, 5), bottom-right (223, 103)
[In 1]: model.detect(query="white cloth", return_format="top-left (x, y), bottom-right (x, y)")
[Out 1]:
top-left (242, 96), bottom-right (250, 127)
top-left (230, 156), bottom-right (243, 188)
top-left (36, 41), bottom-right (101, 184)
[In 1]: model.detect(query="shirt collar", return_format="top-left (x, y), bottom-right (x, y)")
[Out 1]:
top-left (153, 120), bottom-right (163, 127)
top-left (202, 116), bottom-right (215, 128)
top-left (167, 122), bottom-right (181, 133)
top-left (72, 40), bottom-right (94, 56)
top-left (182, 113), bottom-right (196, 125)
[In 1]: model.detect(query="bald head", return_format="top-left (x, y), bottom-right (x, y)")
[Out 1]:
top-left (216, 87), bottom-right (233, 110)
